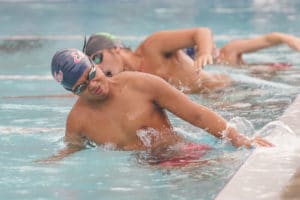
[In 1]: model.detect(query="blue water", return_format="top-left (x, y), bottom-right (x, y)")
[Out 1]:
top-left (1, 0), bottom-right (300, 200)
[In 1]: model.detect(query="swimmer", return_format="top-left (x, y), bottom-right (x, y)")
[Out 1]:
top-left (187, 32), bottom-right (299, 73)
top-left (217, 32), bottom-right (300, 66)
top-left (83, 28), bottom-right (231, 94)
top-left (84, 31), bottom-right (299, 92)
top-left (44, 49), bottom-right (273, 162)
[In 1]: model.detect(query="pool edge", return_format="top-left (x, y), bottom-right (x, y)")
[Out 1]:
top-left (215, 94), bottom-right (300, 200)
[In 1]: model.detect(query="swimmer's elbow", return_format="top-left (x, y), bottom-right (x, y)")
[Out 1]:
top-left (196, 27), bottom-right (212, 35)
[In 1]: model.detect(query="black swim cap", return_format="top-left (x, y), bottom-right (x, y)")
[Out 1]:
top-left (83, 32), bottom-right (123, 56)
top-left (51, 48), bottom-right (92, 91)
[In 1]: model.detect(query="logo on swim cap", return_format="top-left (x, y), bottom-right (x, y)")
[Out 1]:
top-left (53, 70), bottom-right (63, 83)
top-left (71, 51), bottom-right (84, 63)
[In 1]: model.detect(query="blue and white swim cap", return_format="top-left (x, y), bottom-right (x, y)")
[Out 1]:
top-left (51, 48), bottom-right (92, 91)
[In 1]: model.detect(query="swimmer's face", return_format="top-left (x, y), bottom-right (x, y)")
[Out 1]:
top-left (90, 49), bottom-right (124, 77)
top-left (73, 65), bottom-right (109, 100)
top-left (72, 62), bottom-right (96, 95)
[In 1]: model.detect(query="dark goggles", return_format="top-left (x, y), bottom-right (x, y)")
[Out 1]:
top-left (72, 63), bottom-right (96, 95)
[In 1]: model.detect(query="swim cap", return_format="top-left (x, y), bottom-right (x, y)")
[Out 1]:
top-left (51, 48), bottom-right (92, 91)
top-left (83, 32), bottom-right (123, 56)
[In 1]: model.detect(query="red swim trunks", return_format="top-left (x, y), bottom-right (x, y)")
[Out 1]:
top-left (158, 143), bottom-right (212, 167)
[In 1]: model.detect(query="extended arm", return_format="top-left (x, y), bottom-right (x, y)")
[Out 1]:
top-left (221, 32), bottom-right (300, 55)
top-left (39, 144), bottom-right (83, 163)
top-left (145, 74), bottom-right (273, 148)
top-left (35, 115), bottom-right (85, 163)
top-left (144, 28), bottom-right (214, 68)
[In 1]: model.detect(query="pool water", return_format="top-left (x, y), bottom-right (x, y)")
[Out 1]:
top-left (1, 0), bottom-right (300, 200)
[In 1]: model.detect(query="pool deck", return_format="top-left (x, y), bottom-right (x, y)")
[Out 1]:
top-left (215, 94), bottom-right (300, 200)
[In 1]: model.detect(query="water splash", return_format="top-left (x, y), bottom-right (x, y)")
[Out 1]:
top-left (100, 143), bottom-right (117, 151)
top-left (136, 128), bottom-right (160, 148)
top-left (256, 120), bottom-right (295, 138)
top-left (255, 120), bottom-right (300, 150)
top-left (228, 116), bottom-right (256, 138)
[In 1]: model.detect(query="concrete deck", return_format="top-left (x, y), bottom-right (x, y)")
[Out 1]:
top-left (215, 95), bottom-right (300, 200)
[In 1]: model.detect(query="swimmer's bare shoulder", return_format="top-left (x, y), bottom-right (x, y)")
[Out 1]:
top-left (114, 71), bottom-right (169, 92)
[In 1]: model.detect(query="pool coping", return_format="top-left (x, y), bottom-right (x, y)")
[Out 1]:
top-left (215, 94), bottom-right (300, 200)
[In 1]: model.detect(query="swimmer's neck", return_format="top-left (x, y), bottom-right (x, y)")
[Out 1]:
top-left (120, 50), bottom-right (143, 72)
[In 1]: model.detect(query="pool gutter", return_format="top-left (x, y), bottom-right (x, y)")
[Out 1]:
top-left (215, 94), bottom-right (300, 200)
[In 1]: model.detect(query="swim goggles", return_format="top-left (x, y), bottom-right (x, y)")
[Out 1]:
top-left (82, 35), bottom-right (104, 65)
top-left (72, 61), bottom-right (96, 95)
top-left (91, 51), bottom-right (103, 64)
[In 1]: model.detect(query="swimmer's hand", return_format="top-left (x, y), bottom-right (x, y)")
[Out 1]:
top-left (232, 135), bottom-right (274, 149)
top-left (247, 136), bottom-right (274, 148)
top-left (194, 53), bottom-right (213, 71)
top-left (226, 127), bottom-right (274, 148)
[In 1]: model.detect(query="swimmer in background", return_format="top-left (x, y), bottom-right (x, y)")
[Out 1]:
top-left (44, 49), bottom-right (273, 163)
top-left (187, 32), bottom-right (300, 74)
top-left (83, 28), bottom-right (231, 94)
top-left (84, 30), bottom-right (300, 93)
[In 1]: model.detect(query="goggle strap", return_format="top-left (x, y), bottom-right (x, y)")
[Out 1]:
top-left (82, 35), bottom-right (87, 53)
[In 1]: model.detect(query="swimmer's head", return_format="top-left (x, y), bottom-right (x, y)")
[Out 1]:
top-left (83, 32), bottom-right (124, 57)
top-left (51, 48), bottom-right (92, 91)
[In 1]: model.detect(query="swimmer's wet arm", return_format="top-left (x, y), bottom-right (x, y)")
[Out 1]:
top-left (147, 74), bottom-right (272, 148)
top-left (35, 117), bottom-right (85, 163)
top-left (55, 117), bottom-right (87, 159)
top-left (195, 28), bottom-right (214, 55)
top-left (256, 32), bottom-right (300, 51)
top-left (144, 28), bottom-right (213, 64)
top-left (193, 28), bottom-right (214, 68)
top-left (182, 109), bottom-right (274, 148)
top-left (34, 136), bottom-right (84, 163)
top-left (175, 104), bottom-right (253, 148)
top-left (38, 143), bottom-right (83, 163)
top-left (178, 106), bottom-right (273, 148)
top-left (223, 32), bottom-right (300, 55)
top-left (146, 74), bottom-right (234, 139)
top-left (179, 105), bottom-right (273, 148)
